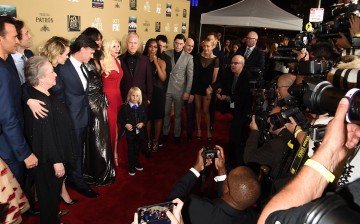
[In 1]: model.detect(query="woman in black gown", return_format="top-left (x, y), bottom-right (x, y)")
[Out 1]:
top-left (81, 27), bottom-right (115, 186)
top-left (23, 56), bottom-right (74, 224)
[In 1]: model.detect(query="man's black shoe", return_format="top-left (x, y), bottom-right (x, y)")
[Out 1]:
top-left (174, 137), bottom-right (181, 144)
top-left (26, 208), bottom-right (40, 216)
top-left (142, 149), bottom-right (152, 158)
top-left (78, 188), bottom-right (100, 198)
top-left (162, 134), bottom-right (168, 143)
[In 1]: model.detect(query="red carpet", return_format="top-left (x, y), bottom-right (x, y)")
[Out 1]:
top-left (23, 112), bottom-right (232, 224)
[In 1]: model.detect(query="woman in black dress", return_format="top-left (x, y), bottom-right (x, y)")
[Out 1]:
top-left (192, 38), bottom-right (219, 140)
top-left (81, 28), bottom-right (115, 186)
top-left (143, 38), bottom-right (166, 151)
top-left (23, 56), bottom-right (74, 224)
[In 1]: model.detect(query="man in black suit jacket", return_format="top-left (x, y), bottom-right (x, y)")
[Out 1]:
top-left (0, 16), bottom-right (38, 184)
top-left (236, 31), bottom-right (265, 74)
top-left (53, 34), bottom-right (99, 198)
top-left (119, 32), bottom-right (153, 106)
top-left (167, 146), bottom-right (260, 224)
top-left (210, 55), bottom-right (253, 167)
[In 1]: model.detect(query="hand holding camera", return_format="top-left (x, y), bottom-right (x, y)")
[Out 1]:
top-left (193, 145), bottom-right (226, 176)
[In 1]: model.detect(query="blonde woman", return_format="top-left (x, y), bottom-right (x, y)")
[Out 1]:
top-left (101, 38), bottom-right (123, 166)
top-left (192, 38), bottom-right (219, 141)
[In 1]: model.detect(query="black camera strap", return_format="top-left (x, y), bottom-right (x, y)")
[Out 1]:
top-left (290, 135), bottom-right (310, 175)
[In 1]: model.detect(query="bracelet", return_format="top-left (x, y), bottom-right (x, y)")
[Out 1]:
top-left (294, 128), bottom-right (303, 138)
top-left (304, 159), bottom-right (335, 183)
top-left (353, 33), bottom-right (360, 37)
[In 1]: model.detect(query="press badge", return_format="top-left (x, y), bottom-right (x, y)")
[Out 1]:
top-left (230, 102), bottom-right (235, 108)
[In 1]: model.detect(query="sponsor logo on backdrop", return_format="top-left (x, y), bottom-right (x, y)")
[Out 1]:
top-left (166, 3), bottom-right (171, 17)
top-left (156, 4), bottom-right (161, 14)
top-left (155, 22), bottom-right (161, 32)
top-left (128, 16), bottom-right (137, 32)
top-left (130, 0), bottom-right (137, 10)
top-left (91, 17), bottom-right (103, 31)
top-left (92, 0), bottom-right (104, 9)
top-left (68, 15), bottom-right (81, 32)
top-left (182, 22), bottom-right (186, 34)
top-left (183, 9), bottom-right (187, 18)
top-left (143, 1), bottom-right (150, 12)
top-left (175, 7), bottom-right (179, 17)
top-left (68, 0), bottom-right (79, 2)
top-left (143, 20), bottom-right (150, 32)
top-left (0, 5), bottom-right (16, 17)
top-left (112, 19), bottom-right (120, 31)
top-left (36, 13), bottom-right (54, 23)
top-left (40, 25), bottom-right (50, 32)
top-left (165, 23), bottom-right (170, 32)
top-left (114, 0), bottom-right (122, 7)
top-left (174, 24), bottom-right (178, 33)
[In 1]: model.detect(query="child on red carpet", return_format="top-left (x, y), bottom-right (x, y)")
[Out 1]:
top-left (118, 87), bottom-right (147, 176)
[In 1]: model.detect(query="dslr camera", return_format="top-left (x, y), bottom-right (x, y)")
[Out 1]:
top-left (202, 146), bottom-right (218, 159)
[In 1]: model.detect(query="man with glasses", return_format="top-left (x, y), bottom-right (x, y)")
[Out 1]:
top-left (167, 145), bottom-right (260, 224)
top-left (236, 31), bottom-right (265, 73)
top-left (163, 34), bottom-right (193, 144)
top-left (209, 55), bottom-right (253, 167)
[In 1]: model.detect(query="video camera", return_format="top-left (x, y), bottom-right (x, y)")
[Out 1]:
top-left (316, 1), bottom-right (360, 47)
top-left (272, 33), bottom-right (313, 63)
top-left (268, 107), bottom-right (309, 131)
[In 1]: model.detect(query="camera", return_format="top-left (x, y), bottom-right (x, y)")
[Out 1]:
top-left (288, 76), bottom-right (360, 124)
top-left (268, 107), bottom-right (309, 131)
top-left (202, 146), bottom-right (218, 159)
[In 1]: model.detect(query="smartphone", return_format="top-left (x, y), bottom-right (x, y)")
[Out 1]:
top-left (137, 201), bottom-right (175, 224)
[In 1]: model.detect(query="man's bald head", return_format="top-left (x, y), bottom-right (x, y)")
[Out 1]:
top-left (246, 31), bottom-right (258, 48)
top-left (184, 38), bottom-right (194, 54)
top-left (222, 166), bottom-right (261, 210)
top-left (277, 74), bottom-right (296, 99)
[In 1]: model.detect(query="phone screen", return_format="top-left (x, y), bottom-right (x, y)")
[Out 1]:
top-left (137, 201), bottom-right (174, 224)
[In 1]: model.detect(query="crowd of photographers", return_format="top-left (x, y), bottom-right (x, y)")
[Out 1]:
top-left (133, 2), bottom-right (360, 223)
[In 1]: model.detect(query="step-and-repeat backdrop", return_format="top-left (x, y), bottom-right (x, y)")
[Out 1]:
top-left (1, 0), bottom-right (190, 53)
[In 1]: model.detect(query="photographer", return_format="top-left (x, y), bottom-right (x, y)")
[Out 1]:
top-left (244, 107), bottom-right (294, 186)
top-left (167, 146), bottom-right (260, 224)
top-left (258, 98), bottom-right (360, 224)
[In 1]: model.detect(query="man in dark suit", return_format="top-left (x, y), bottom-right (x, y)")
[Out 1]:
top-left (0, 16), bottom-right (38, 184)
top-left (119, 32), bottom-right (153, 106)
top-left (53, 34), bottom-right (99, 198)
top-left (236, 31), bottom-right (265, 74)
top-left (210, 55), bottom-right (253, 167)
top-left (167, 146), bottom-right (260, 224)
top-left (6, 19), bottom-right (33, 85)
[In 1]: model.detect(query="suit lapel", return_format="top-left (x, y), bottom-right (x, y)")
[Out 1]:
top-left (67, 59), bottom-right (86, 92)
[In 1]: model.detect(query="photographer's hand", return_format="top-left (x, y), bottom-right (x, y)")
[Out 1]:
top-left (335, 32), bottom-right (352, 49)
top-left (214, 145), bottom-right (226, 176)
top-left (193, 148), bottom-right (211, 173)
top-left (293, 49), bottom-right (309, 61)
top-left (249, 115), bottom-right (259, 131)
top-left (166, 198), bottom-right (184, 224)
top-left (349, 15), bottom-right (360, 36)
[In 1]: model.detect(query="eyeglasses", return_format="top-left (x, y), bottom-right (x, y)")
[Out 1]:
top-left (230, 62), bottom-right (243, 65)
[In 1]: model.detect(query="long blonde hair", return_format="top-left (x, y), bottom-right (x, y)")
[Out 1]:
top-left (102, 38), bottom-right (121, 77)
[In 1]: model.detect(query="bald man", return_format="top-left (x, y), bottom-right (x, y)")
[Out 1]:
top-left (210, 55), bottom-right (253, 167)
top-left (277, 73), bottom-right (296, 99)
top-left (168, 146), bottom-right (260, 224)
top-left (184, 37), bottom-right (194, 55)
top-left (236, 31), bottom-right (265, 73)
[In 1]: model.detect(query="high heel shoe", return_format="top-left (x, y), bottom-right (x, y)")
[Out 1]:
top-left (61, 197), bottom-right (79, 206)
top-left (197, 130), bottom-right (202, 140)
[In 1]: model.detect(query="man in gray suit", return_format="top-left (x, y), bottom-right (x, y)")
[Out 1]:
top-left (163, 34), bottom-right (193, 144)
